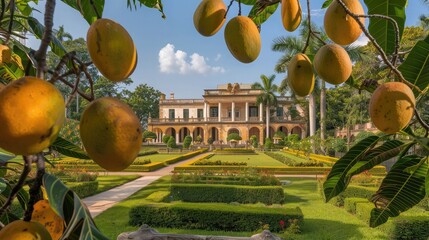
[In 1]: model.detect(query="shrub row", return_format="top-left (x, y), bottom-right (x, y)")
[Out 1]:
top-left (174, 165), bottom-right (332, 175)
top-left (137, 150), bottom-right (158, 157)
top-left (164, 149), bottom-right (208, 164)
top-left (344, 198), bottom-right (429, 239)
top-left (213, 148), bottom-right (256, 154)
top-left (329, 185), bottom-right (377, 207)
top-left (129, 203), bottom-right (303, 232)
top-left (67, 181), bottom-right (98, 198)
top-left (55, 162), bottom-right (165, 172)
top-left (194, 160), bottom-right (247, 166)
top-left (171, 173), bottom-right (281, 186)
top-left (170, 184), bottom-right (284, 205)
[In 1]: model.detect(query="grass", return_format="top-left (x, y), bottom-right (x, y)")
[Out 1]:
top-left (207, 152), bottom-right (287, 166)
top-left (94, 175), bottom-right (141, 195)
top-left (134, 153), bottom-right (182, 163)
top-left (94, 176), bottom-right (392, 239)
top-left (277, 152), bottom-right (312, 163)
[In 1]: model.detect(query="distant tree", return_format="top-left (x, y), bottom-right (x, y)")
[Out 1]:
top-left (252, 74), bottom-right (278, 139)
top-left (250, 135), bottom-right (258, 148)
top-left (183, 136), bottom-right (192, 149)
top-left (167, 137), bottom-right (177, 148)
top-left (125, 83), bottom-right (162, 127)
top-left (143, 130), bottom-right (157, 143)
top-left (195, 135), bottom-right (203, 143)
top-left (207, 137), bottom-right (214, 145)
top-left (162, 135), bottom-right (171, 144)
top-left (227, 133), bottom-right (242, 141)
top-left (264, 138), bottom-right (274, 150)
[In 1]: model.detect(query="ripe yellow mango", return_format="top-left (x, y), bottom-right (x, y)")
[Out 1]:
top-left (314, 44), bottom-right (352, 85)
top-left (324, 0), bottom-right (364, 45)
top-left (224, 16), bottom-right (261, 63)
top-left (0, 220), bottom-right (52, 240)
top-left (80, 97), bottom-right (142, 171)
top-left (32, 200), bottom-right (64, 240)
top-left (0, 77), bottom-right (65, 155)
top-left (369, 82), bottom-right (415, 134)
top-left (281, 0), bottom-right (302, 32)
top-left (193, 0), bottom-right (226, 37)
top-left (87, 18), bottom-right (137, 82)
top-left (0, 45), bottom-right (11, 64)
top-left (288, 53), bottom-right (314, 97)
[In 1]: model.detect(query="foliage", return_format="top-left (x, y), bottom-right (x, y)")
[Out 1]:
top-left (389, 216), bottom-right (429, 240)
top-left (207, 137), bottom-right (214, 145)
top-left (143, 130), bottom-right (157, 142)
top-left (265, 152), bottom-right (324, 167)
top-left (264, 138), bottom-right (274, 149)
top-left (129, 203), bottom-right (303, 232)
top-left (183, 136), bottom-right (192, 149)
top-left (194, 160), bottom-right (247, 166)
top-left (67, 181), bottom-right (99, 198)
top-left (214, 148), bottom-right (255, 154)
top-left (195, 135), bottom-right (203, 143)
top-left (170, 184), bottom-right (285, 205)
top-left (167, 137), bottom-right (177, 148)
top-left (163, 149), bottom-right (208, 164)
top-left (274, 131), bottom-right (286, 139)
top-left (250, 135), bottom-right (258, 148)
top-left (162, 135), bottom-right (171, 144)
top-left (227, 133), bottom-right (242, 141)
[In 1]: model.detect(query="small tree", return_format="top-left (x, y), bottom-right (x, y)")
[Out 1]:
top-left (207, 137), bottom-right (214, 145)
top-left (143, 130), bottom-right (157, 143)
top-left (264, 138), bottom-right (274, 150)
top-left (227, 133), bottom-right (242, 141)
top-left (195, 135), bottom-right (203, 144)
top-left (162, 135), bottom-right (171, 144)
top-left (183, 136), bottom-right (192, 149)
top-left (167, 137), bottom-right (177, 148)
top-left (250, 135), bottom-right (258, 148)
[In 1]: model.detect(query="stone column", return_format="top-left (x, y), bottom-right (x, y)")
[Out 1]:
top-left (204, 102), bottom-right (207, 121)
top-left (259, 103), bottom-right (263, 122)
top-left (245, 102), bottom-right (249, 122)
top-left (231, 102), bottom-right (235, 122)
top-left (176, 132), bottom-right (179, 144)
top-left (218, 102), bottom-right (222, 122)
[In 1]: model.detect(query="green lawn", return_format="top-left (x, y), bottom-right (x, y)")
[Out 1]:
top-left (276, 152), bottom-right (312, 163)
top-left (94, 176), bottom-right (392, 239)
top-left (94, 175), bottom-right (141, 195)
top-left (134, 153), bottom-right (182, 163)
top-left (208, 152), bottom-right (287, 166)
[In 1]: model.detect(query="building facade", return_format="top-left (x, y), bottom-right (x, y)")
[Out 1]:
top-left (147, 83), bottom-right (307, 145)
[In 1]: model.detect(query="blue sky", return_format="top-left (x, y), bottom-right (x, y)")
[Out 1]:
top-left (29, 0), bottom-right (428, 99)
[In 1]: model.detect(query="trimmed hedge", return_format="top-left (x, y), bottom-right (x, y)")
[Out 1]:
top-left (67, 181), bottom-right (98, 198)
top-left (137, 150), bottom-right (158, 157)
top-left (214, 148), bottom-right (256, 154)
top-left (344, 197), bottom-right (370, 214)
top-left (170, 184), bottom-right (284, 205)
top-left (355, 202), bottom-right (374, 225)
top-left (330, 185), bottom-right (377, 207)
top-left (164, 149), bottom-right (208, 164)
top-left (171, 174), bottom-right (281, 186)
top-left (389, 216), bottom-right (429, 240)
top-left (54, 162), bottom-right (165, 172)
top-left (129, 202), bottom-right (303, 232)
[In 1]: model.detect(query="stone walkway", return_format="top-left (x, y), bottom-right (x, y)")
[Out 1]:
top-left (83, 153), bottom-right (210, 217)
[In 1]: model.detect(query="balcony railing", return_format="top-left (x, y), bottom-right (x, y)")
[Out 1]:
top-left (148, 115), bottom-right (306, 124)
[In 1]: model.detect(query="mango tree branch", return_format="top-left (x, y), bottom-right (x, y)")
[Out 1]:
top-left (24, 153), bottom-right (45, 221)
top-left (34, 0), bottom-right (55, 79)
top-left (335, 0), bottom-right (421, 93)
top-left (0, 155), bottom-right (34, 219)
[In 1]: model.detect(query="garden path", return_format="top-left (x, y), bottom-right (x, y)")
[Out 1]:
top-left (83, 153), bottom-right (211, 217)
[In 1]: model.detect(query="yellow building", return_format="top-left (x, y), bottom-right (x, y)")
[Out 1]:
top-left (148, 83), bottom-right (307, 145)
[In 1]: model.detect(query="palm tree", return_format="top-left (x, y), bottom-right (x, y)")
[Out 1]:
top-left (54, 25), bottom-right (73, 42)
top-left (251, 74), bottom-right (278, 140)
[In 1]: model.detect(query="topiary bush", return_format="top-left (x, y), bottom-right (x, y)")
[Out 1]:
top-left (162, 135), bottom-right (171, 144)
top-left (227, 133), bottom-right (242, 141)
top-left (389, 216), bottom-right (429, 240)
top-left (264, 138), bottom-right (274, 149)
top-left (170, 184), bottom-right (285, 205)
top-left (167, 137), bottom-right (177, 148)
top-left (183, 136), bottom-right (192, 149)
top-left (344, 197), bottom-right (370, 214)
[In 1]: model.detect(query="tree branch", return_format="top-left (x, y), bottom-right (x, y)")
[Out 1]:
top-left (34, 0), bottom-right (56, 79)
top-left (225, 0), bottom-right (234, 18)
top-left (0, 155), bottom-right (34, 218)
top-left (24, 154), bottom-right (45, 222)
top-left (414, 108), bottom-right (429, 137)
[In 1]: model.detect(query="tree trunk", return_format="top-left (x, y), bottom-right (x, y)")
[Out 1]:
top-left (309, 93), bottom-right (316, 137)
top-left (320, 81), bottom-right (326, 153)
top-left (266, 105), bottom-right (270, 139)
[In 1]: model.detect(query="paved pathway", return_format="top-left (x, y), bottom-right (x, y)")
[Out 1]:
top-left (83, 153), bottom-right (210, 217)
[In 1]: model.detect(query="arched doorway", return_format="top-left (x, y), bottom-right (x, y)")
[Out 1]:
top-left (278, 126), bottom-right (288, 135)
top-left (193, 127), bottom-right (204, 143)
top-left (249, 127), bottom-right (260, 144)
top-left (153, 128), bottom-right (163, 143)
top-left (178, 127), bottom-right (190, 143)
top-left (209, 127), bottom-right (219, 142)
top-left (290, 126), bottom-right (302, 139)
top-left (263, 127), bottom-right (275, 139)
top-left (227, 128), bottom-right (240, 135)
top-left (165, 128), bottom-right (176, 142)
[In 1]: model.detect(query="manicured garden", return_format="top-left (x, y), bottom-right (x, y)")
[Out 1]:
top-left (94, 174), bottom-right (426, 240)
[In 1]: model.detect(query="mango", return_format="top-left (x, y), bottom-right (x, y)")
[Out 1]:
top-left (314, 44), bottom-right (352, 85)
top-left (0, 220), bottom-right (52, 240)
top-left (288, 53), bottom-right (314, 97)
top-left (193, 0), bottom-right (226, 36)
top-left (281, 0), bottom-right (302, 32)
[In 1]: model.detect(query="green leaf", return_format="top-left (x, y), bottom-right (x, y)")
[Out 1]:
top-left (16, 0), bottom-right (35, 16)
top-left (16, 187), bottom-right (29, 212)
top-left (0, 152), bottom-right (15, 164)
top-left (0, 212), bottom-right (20, 225)
top-left (51, 137), bottom-right (90, 160)
top-left (323, 135), bottom-right (381, 202)
top-left (61, 0), bottom-right (104, 24)
top-left (322, 0), bottom-right (333, 8)
top-left (127, 0), bottom-right (165, 18)
top-left (398, 35), bottom-right (429, 97)
top-left (248, 2), bottom-right (279, 26)
top-left (27, 17), bottom-right (67, 57)
top-left (347, 140), bottom-right (409, 176)
top-left (235, 0), bottom-right (256, 5)
top-left (370, 156), bottom-right (428, 227)
top-left (43, 173), bottom-right (109, 239)
top-left (0, 179), bottom-right (6, 194)
top-left (363, 0), bottom-right (407, 55)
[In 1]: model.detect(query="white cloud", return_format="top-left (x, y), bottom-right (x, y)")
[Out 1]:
top-left (159, 44), bottom-right (225, 74)
top-left (214, 54), bottom-right (222, 61)
top-left (353, 35), bottom-right (369, 46)
top-left (303, 8), bottom-right (326, 17)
